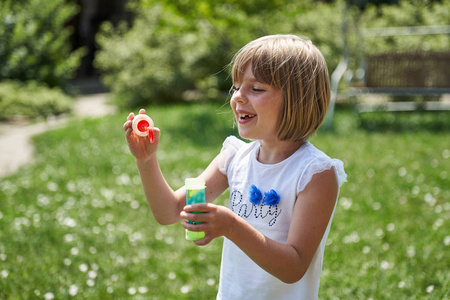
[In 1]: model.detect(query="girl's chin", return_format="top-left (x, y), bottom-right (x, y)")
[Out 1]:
top-left (237, 129), bottom-right (256, 140)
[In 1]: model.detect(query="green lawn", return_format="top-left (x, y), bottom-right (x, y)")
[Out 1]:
top-left (0, 103), bottom-right (449, 299)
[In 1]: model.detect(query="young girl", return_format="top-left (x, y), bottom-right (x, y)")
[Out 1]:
top-left (123, 34), bottom-right (347, 299)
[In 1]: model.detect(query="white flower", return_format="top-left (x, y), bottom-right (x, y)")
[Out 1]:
top-left (386, 223), bottom-right (395, 232)
top-left (380, 261), bottom-right (393, 270)
top-left (64, 234), bottom-right (74, 243)
top-left (444, 236), bottom-right (450, 246)
top-left (44, 292), bottom-right (55, 300)
top-left (339, 197), bottom-right (352, 210)
top-left (180, 285), bottom-right (192, 294)
top-left (88, 270), bottom-right (97, 279)
top-left (68, 285), bottom-right (78, 296)
top-left (70, 247), bottom-right (79, 255)
top-left (342, 231), bottom-right (360, 244)
top-left (61, 217), bottom-right (77, 228)
top-left (79, 264), bottom-right (88, 273)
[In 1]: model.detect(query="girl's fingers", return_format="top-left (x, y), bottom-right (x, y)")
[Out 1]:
top-left (183, 203), bottom-right (211, 213)
top-left (125, 109), bottom-right (149, 132)
top-left (123, 119), bottom-right (132, 131)
top-left (124, 113), bottom-right (135, 132)
top-left (194, 236), bottom-right (211, 246)
top-left (180, 211), bottom-right (197, 222)
top-left (180, 221), bottom-right (212, 246)
top-left (181, 220), bottom-right (208, 232)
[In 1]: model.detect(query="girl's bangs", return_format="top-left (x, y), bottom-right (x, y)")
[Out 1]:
top-left (232, 43), bottom-right (277, 86)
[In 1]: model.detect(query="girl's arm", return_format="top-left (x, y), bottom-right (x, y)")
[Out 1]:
top-left (181, 168), bottom-right (338, 283)
top-left (136, 154), bottom-right (228, 225)
top-left (124, 109), bottom-right (228, 225)
top-left (134, 156), bottom-right (185, 225)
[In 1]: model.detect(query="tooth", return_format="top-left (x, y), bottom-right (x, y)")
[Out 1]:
top-left (239, 113), bottom-right (255, 118)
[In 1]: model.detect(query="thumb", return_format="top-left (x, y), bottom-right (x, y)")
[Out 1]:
top-left (151, 127), bottom-right (161, 143)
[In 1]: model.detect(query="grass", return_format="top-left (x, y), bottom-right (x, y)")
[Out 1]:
top-left (0, 102), bottom-right (449, 299)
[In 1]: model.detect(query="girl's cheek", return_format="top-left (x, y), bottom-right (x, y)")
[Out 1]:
top-left (230, 98), bottom-right (237, 110)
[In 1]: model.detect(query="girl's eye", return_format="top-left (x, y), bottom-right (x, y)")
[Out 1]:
top-left (230, 85), bottom-right (265, 93)
top-left (252, 88), bottom-right (265, 92)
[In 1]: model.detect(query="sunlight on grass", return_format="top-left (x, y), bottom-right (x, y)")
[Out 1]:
top-left (0, 103), bottom-right (449, 299)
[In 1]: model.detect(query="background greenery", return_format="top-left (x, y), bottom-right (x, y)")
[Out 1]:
top-left (0, 103), bottom-right (449, 299)
top-left (0, 0), bottom-right (84, 88)
top-left (1, 0), bottom-right (449, 298)
top-left (360, 0), bottom-right (450, 54)
top-left (0, 0), bottom-right (85, 121)
top-left (1, 0), bottom-right (448, 114)
top-left (0, 80), bottom-right (72, 121)
top-left (95, 0), bottom-right (450, 108)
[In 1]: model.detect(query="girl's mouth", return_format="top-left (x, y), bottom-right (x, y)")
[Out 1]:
top-left (239, 113), bottom-right (256, 121)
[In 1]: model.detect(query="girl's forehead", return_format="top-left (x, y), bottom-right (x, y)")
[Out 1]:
top-left (236, 63), bottom-right (254, 80)
top-left (233, 62), bottom-right (265, 84)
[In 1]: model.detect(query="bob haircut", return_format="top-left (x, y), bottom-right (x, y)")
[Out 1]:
top-left (231, 34), bottom-right (330, 142)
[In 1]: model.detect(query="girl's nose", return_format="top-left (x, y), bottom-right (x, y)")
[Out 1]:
top-left (232, 89), bottom-right (247, 104)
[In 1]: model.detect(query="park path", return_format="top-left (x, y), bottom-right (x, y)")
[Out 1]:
top-left (0, 93), bottom-right (116, 178)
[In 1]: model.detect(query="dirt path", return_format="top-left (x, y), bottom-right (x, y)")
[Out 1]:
top-left (0, 93), bottom-right (116, 178)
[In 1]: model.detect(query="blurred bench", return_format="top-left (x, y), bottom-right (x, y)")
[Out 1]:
top-left (350, 51), bottom-right (450, 112)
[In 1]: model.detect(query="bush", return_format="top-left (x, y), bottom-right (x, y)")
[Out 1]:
top-left (95, 1), bottom-right (347, 108)
top-left (356, 0), bottom-right (450, 54)
top-left (95, 0), bottom-right (450, 108)
top-left (0, 0), bottom-right (85, 90)
top-left (95, 6), bottom-right (198, 108)
top-left (0, 80), bottom-right (73, 121)
top-left (95, 4), bottom-right (269, 108)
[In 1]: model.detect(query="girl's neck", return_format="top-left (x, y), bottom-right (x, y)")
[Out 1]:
top-left (257, 139), bottom-right (304, 164)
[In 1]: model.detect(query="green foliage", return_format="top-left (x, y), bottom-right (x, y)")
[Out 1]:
top-left (0, 80), bottom-right (73, 121)
top-left (95, 5), bottom-right (203, 108)
top-left (348, 0), bottom-right (399, 11)
top-left (95, 0), bottom-right (345, 108)
top-left (358, 110), bottom-right (450, 132)
top-left (0, 104), bottom-right (449, 299)
top-left (95, 0), bottom-right (449, 108)
top-left (357, 0), bottom-right (450, 54)
top-left (289, 1), bottom-right (347, 79)
top-left (0, 0), bottom-right (85, 89)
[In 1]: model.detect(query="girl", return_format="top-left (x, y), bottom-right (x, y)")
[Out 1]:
top-left (123, 34), bottom-right (347, 299)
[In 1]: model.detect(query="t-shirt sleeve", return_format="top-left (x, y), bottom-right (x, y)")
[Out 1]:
top-left (297, 157), bottom-right (347, 193)
top-left (217, 136), bottom-right (247, 175)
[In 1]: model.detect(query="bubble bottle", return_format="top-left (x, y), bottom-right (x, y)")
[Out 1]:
top-left (132, 114), bottom-right (154, 143)
top-left (185, 178), bottom-right (206, 241)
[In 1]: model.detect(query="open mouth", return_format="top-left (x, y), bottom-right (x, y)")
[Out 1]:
top-left (239, 113), bottom-right (256, 120)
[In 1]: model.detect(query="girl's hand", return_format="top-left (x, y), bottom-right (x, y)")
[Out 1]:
top-left (123, 109), bottom-right (160, 163)
top-left (180, 203), bottom-right (236, 246)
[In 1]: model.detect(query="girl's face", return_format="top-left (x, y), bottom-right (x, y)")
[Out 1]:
top-left (230, 63), bottom-right (283, 142)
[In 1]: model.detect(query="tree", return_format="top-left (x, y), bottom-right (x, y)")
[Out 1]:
top-left (0, 0), bottom-right (85, 89)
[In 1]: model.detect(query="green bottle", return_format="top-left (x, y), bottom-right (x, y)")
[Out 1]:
top-left (185, 178), bottom-right (206, 241)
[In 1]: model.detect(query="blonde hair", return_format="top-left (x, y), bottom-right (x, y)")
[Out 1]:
top-left (231, 34), bottom-right (330, 142)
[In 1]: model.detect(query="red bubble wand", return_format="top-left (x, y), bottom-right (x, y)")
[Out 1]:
top-left (132, 114), bottom-right (154, 143)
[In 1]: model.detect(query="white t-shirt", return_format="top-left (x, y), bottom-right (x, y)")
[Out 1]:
top-left (216, 136), bottom-right (347, 300)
